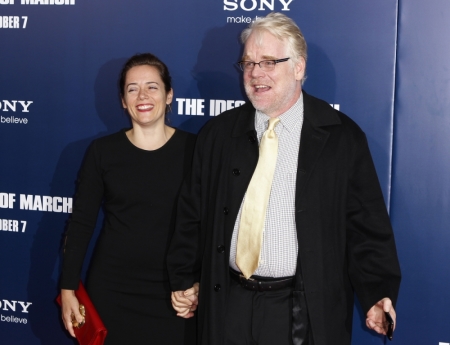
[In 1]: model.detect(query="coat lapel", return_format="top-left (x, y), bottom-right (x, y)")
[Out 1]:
top-left (226, 103), bottom-right (259, 243)
top-left (295, 92), bottom-right (341, 207)
top-left (296, 119), bottom-right (329, 200)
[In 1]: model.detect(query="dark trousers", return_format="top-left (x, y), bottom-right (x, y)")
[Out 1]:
top-left (224, 278), bottom-right (294, 345)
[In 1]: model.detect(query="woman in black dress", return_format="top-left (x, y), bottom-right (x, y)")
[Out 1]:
top-left (60, 53), bottom-right (197, 344)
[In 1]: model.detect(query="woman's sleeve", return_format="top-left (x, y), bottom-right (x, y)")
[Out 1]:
top-left (60, 141), bottom-right (104, 290)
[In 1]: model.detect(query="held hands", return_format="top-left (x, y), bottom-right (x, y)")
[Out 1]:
top-left (171, 283), bottom-right (199, 319)
top-left (60, 289), bottom-right (85, 338)
top-left (366, 297), bottom-right (396, 336)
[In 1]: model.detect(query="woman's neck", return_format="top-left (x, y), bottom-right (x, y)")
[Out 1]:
top-left (126, 124), bottom-right (175, 151)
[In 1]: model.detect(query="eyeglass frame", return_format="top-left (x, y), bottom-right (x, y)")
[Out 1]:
top-left (236, 57), bottom-right (290, 72)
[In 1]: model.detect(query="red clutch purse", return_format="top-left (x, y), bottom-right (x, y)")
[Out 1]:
top-left (57, 281), bottom-right (107, 345)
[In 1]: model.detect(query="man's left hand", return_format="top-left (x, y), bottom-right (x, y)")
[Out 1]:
top-left (366, 298), bottom-right (396, 335)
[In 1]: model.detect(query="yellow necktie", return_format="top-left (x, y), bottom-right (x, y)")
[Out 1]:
top-left (236, 117), bottom-right (280, 279)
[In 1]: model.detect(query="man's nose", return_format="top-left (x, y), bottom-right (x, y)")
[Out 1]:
top-left (250, 63), bottom-right (265, 78)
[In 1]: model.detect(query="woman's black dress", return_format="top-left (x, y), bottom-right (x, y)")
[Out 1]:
top-left (60, 129), bottom-right (196, 345)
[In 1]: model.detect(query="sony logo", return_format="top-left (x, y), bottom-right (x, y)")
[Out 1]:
top-left (0, 299), bottom-right (32, 313)
top-left (0, 100), bottom-right (33, 113)
top-left (224, 0), bottom-right (293, 11)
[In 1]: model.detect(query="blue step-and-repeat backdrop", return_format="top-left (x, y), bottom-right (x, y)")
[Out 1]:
top-left (1, 0), bottom-right (449, 344)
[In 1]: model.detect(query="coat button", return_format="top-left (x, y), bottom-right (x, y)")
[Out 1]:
top-left (248, 136), bottom-right (256, 143)
top-left (232, 168), bottom-right (240, 176)
top-left (217, 245), bottom-right (225, 253)
top-left (214, 284), bottom-right (221, 292)
top-left (223, 207), bottom-right (229, 215)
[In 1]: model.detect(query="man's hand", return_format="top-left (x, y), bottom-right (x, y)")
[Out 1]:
top-left (171, 282), bottom-right (199, 318)
top-left (366, 297), bottom-right (396, 336)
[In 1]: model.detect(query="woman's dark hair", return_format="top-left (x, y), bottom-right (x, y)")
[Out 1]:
top-left (119, 53), bottom-right (173, 113)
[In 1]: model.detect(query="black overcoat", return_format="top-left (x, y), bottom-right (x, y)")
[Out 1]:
top-left (167, 92), bottom-right (401, 345)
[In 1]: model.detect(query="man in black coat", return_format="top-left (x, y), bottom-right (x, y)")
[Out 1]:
top-left (168, 12), bottom-right (401, 345)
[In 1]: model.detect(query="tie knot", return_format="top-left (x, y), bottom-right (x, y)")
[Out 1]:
top-left (267, 117), bottom-right (280, 131)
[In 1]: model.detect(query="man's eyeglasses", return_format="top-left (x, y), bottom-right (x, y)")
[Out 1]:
top-left (237, 58), bottom-right (290, 72)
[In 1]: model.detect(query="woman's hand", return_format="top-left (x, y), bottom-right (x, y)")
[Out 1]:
top-left (171, 282), bottom-right (200, 318)
top-left (60, 289), bottom-right (84, 337)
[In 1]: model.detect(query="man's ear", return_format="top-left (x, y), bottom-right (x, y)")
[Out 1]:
top-left (294, 57), bottom-right (306, 81)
